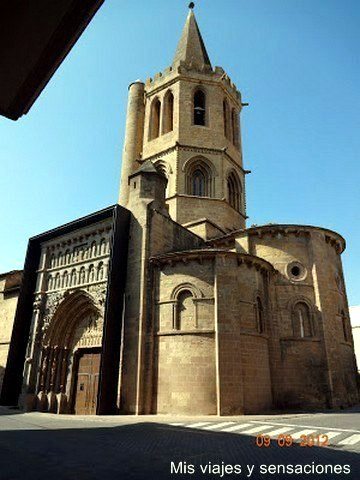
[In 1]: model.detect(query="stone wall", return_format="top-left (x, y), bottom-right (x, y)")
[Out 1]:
top-left (0, 271), bottom-right (21, 392)
top-left (167, 194), bottom-right (243, 234)
top-left (151, 251), bottom-right (275, 415)
top-left (120, 170), bottom-right (206, 414)
top-left (154, 258), bottom-right (215, 414)
top-left (214, 254), bottom-right (273, 414)
top-left (232, 225), bottom-right (359, 409)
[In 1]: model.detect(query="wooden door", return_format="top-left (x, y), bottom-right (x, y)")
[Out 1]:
top-left (74, 350), bottom-right (101, 415)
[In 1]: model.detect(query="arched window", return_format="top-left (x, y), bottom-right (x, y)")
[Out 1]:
top-left (49, 254), bottom-right (55, 268)
top-left (256, 297), bottom-right (264, 333)
top-left (162, 90), bottom-right (174, 134)
top-left (193, 89), bottom-right (206, 126)
top-left (186, 159), bottom-right (213, 197)
top-left (293, 302), bottom-right (312, 338)
top-left (100, 239), bottom-right (106, 255)
top-left (65, 250), bottom-right (71, 265)
top-left (341, 310), bottom-right (349, 342)
top-left (70, 269), bottom-right (77, 286)
top-left (88, 265), bottom-right (95, 283)
top-left (62, 271), bottom-right (68, 288)
top-left (227, 171), bottom-right (242, 212)
top-left (176, 290), bottom-right (195, 330)
top-left (54, 273), bottom-right (61, 289)
top-left (91, 241), bottom-right (97, 258)
top-left (223, 99), bottom-right (230, 139)
top-left (79, 267), bottom-right (86, 284)
top-left (97, 262), bottom-right (104, 281)
top-left (149, 97), bottom-right (161, 140)
top-left (47, 275), bottom-right (53, 291)
top-left (192, 169), bottom-right (206, 196)
top-left (83, 246), bottom-right (89, 260)
top-left (154, 161), bottom-right (170, 197)
top-left (231, 108), bottom-right (239, 148)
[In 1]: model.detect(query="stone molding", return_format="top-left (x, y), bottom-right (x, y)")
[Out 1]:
top-left (209, 224), bottom-right (346, 253)
top-left (140, 142), bottom-right (248, 174)
top-left (150, 249), bottom-right (275, 274)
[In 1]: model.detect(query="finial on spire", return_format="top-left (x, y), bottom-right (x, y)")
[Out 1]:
top-left (188, 2), bottom-right (195, 9)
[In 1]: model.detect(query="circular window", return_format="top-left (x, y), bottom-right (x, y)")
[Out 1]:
top-left (287, 261), bottom-right (307, 282)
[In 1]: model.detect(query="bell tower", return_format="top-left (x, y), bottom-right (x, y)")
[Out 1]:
top-left (119, 5), bottom-right (247, 239)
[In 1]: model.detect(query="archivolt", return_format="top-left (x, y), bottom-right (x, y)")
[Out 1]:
top-left (44, 290), bottom-right (101, 347)
top-left (170, 282), bottom-right (203, 300)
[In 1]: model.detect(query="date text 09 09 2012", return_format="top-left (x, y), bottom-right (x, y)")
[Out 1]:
top-left (256, 433), bottom-right (329, 448)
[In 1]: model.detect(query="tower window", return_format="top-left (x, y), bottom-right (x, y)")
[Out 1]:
top-left (193, 89), bottom-right (206, 126)
top-left (192, 169), bottom-right (206, 196)
top-left (162, 91), bottom-right (174, 134)
top-left (231, 108), bottom-right (239, 148)
top-left (256, 297), bottom-right (264, 334)
top-left (227, 171), bottom-right (242, 212)
top-left (186, 159), bottom-right (213, 197)
top-left (293, 302), bottom-right (312, 338)
top-left (149, 97), bottom-right (161, 140)
top-left (223, 99), bottom-right (230, 139)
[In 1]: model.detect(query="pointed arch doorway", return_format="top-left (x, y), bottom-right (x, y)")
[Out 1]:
top-left (38, 290), bottom-right (104, 415)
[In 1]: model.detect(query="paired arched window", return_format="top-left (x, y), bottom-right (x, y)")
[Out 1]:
top-left (293, 302), bottom-right (312, 338)
top-left (149, 97), bottom-right (161, 140)
top-left (175, 290), bottom-right (195, 330)
top-left (194, 89), bottom-right (206, 126)
top-left (227, 171), bottom-right (242, 212)
top-left (186, 160), bottom-right (213, 197)
top-left (256, 297), bottom-right (264, 334)
top-left (162, 91), bottom-right (174, 134)
top-left (223, 99), bottom-right (230, 139)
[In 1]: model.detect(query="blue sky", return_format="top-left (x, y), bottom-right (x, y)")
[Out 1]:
top-left (0, 0), bottom-right (359, 305)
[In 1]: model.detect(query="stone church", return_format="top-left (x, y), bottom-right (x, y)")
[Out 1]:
top-left (0, 8), bottom-right (358, 415)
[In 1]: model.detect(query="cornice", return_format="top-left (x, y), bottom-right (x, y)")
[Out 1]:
top-left (150, 249), bottom-right (275, 274)
top-left (141, 142), bottom-right (249, 175)
top-left (208, 224), bottom-right (346, 254)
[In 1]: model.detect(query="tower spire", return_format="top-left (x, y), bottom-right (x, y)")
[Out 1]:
top-left (173, 7), bottom-right (212, 68)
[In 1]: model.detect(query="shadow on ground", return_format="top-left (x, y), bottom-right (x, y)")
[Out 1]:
top-left (0, 420), bottom-right (359, 480)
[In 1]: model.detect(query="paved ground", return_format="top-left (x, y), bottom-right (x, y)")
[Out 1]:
top-left (0, 406), bottom-right (359, 479)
